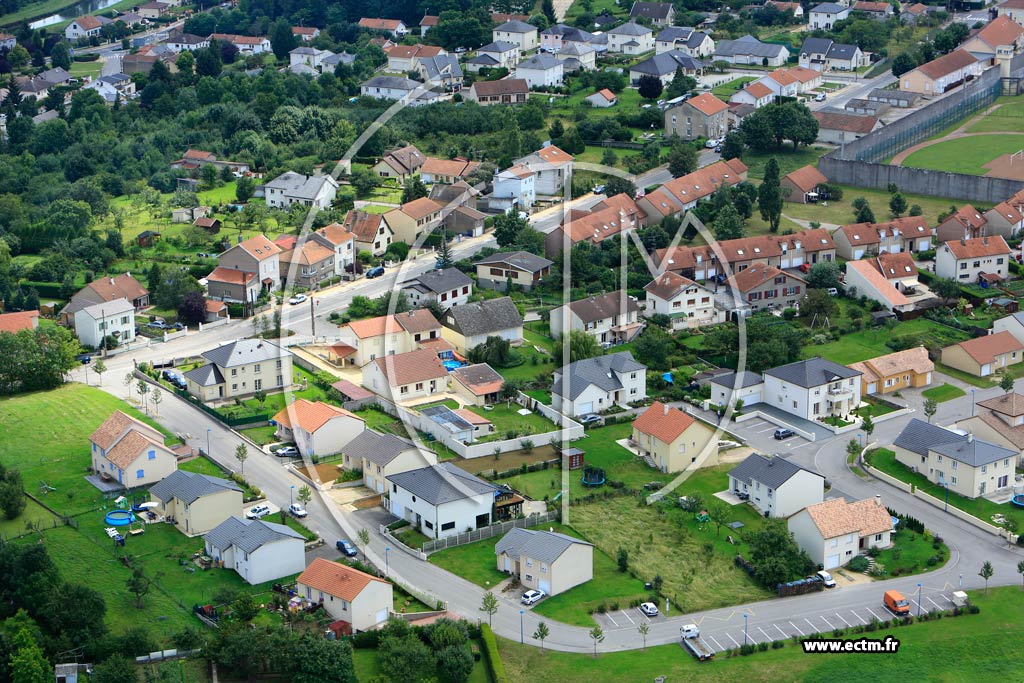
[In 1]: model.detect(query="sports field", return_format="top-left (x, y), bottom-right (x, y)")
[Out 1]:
top-left (900, 133), bottom-right (1024, 177)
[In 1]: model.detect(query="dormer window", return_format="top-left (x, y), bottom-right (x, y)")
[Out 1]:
top-left (737, 249), bottom-right (744, 255)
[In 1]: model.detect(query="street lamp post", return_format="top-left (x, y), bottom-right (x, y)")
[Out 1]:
top-left (942, 481), bottom-right (950, 512)
top-left (917, 582), bottom-right (923, 617)
top-left (290, 485), bottom-right (295, 506)
top-left (971, 389), bottom-right (976, 417)
top-left (385, 546), bottom-right (390, 576)
top-left (959, 574), bottom-right (963, 589)
top-left (206, 428), bottom-right (211, 456)
top-left (520, 610), bottom-right (525, 644)
top-left (743, 613), bottom-right (748, 646)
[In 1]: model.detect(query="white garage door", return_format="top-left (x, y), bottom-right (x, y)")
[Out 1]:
top-left (853, 249), bottom-right (864, 260)
top-left (867, 382), bottom-right (877, 395)
top-left (375, 608), bottom-right (389, 624)
top-left (577, 402), bottom-right (593, 415)
top-left (745, 391), bottom-right (762, 406)
top-left (539, 579), bottom-right (551, 594)
top-left (791, 255), bottom-right (805, 267)
top-left (825, 554), bottom-right (841, 569)
top-left (981, 364), bottom-right (992, 377)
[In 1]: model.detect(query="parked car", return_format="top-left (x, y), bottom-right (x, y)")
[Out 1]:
top-left (639, 602), bottom-right (659, 617)
top-left (148, 320), bottom-right (169, 330)
top-left (705, 138), bottom-right (720, 148)
top-left (289, 293), bottom-right (307, 305)
top-left (774, 428), bottom-right (795, 440)
top-left (798, 263), bottom-right (811, 273)
top-left (76, 353), bottom-right (92, 365)
top-left (521, 589), bottom-right (546, 605)
top-left (288, 503), bottom-right (308, 518)
top-left (680, 624), bottom-right (700, 639)
top-left (336, 539), bottom-right (358, 557)
top-left (580, 414), bottom-right (602, 425)
top-left (826, 287), bottom-right (839, 296)
top-left (275, 446), bottom-right (299, 458)
top-left (814, 93), bottom-right (826, 102)
top-left (161, 370), bottom-right (187, 390)
top-left (817, 570), bottom-right (836, 588)
top-left (245, 504), bottom-right (271, 519)
top-left (366, 266), bottom-right (385, 278)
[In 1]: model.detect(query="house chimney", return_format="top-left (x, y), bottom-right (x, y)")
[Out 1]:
top-left (663, 404), bottom-right (670, 416)
top-left (875, 494), bottom-right (881, 507)
top-left (967, 433), bottom-right (974, 443)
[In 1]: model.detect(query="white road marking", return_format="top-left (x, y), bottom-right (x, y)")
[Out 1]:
top-left (927, 596), bottom-right (943, 610)
top-left (789, 441), bottom-right (814, 449)
top-left (774, 624), bottom-right (788, 639)
top-left (804, 618), bottom-right (816, 633)
top-left (866, 607), bottom-right (884, 621)
top-left (604, 612), bottom-right (619, 627)
top-left (726, 632), bottom-right (741, 647)
top-left (835, 613), bottom-right (850, 626)
top-left (758, 626), bottom-right (771, 642)
top-left (746, 630), bottom-right (759, 644)
top-left (620, 610), bottom-right (635, 625)
top-left (851, 610), bottom-right (867, 625)
top-left (820, 615), bottom-right (834, 630)
top-left (756, 426), bottom-right (777, 433)
top-left (707, 634), bottom-right (725, 651)
top-left (789, 620), bottom-right (804, 636)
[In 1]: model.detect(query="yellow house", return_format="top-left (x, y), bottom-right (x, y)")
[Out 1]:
top-left (383, 197), bottom-right (444, 245)
top-left (847, 346), bottom-right (933, 396)
top-left (631, 400), bottom-right (718, 473)
top-left (297, 557), bottom-right (394, 632)
top-left (940, 331), bottom-right (1024, 377)
top-left (341, 429), bottom-right (437, 494)
top-left (89, 411), bottom-right (178, 489)
top-left (494, 528), bottom-right (593, 596)
top-left (148, 469), bottom-right (243, 536)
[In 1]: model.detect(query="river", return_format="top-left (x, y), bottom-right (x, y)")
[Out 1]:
top-left (28, 0), bottom-right (123, 29)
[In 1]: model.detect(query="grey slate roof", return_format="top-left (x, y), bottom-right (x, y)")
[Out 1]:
top-left (715, 34), bottom-right (785, 58)
top-left (811, 2), bottom-right (846, 13)
top-left (631, 1), bottom-right (674, 20)
top-left (826, 43), bottom-right (859, 60)
top-left (892, 418), bottom-right (1015, 466)
top-left (567, 290), bottom-right (640, 323)
top-left (710, 371), bottom-right (764, 389)
top-left (362, 75), bottom-right (422, 90)
top-left (800, 37), bottom-right (833, 55)
top-left (402, 267), bottom-right (473, 294)
top-left (631, 49), bottom-right (704, 76)
top-left (495, 19), bottom-right (536, 32)
top-left (201, 339), bottom-right (287, 368)
top-left (422, 405), bottom-right (475, 434)
top-left (495, 527), bottom-right (592, 563)
top-left (386, 462), bottom-right (497, 505)
top-left (468, 54), bottom-right (500, 66)
top-left (442, 296), bottom-right (523, 337)
top-left (518, 53), bottom-right (562, 70)
top-left (479, 40), bottom-right (519, 53)
top-left (264, 171), bottom-right (335, 200)
top-left (763, 357), bottom-right (860, 388)
top-left (421, 54), bottom-right (463, 81)
top-left (553, 351), bottom-right (646, 400)
top-left (729, 453), bottom-right (821, 489)
top-left (205, 516), bottom-right (303, 554)
top-left (608, 21), bottom-right (653, 36)
top-left (149, 469), bottom-right (242, 504)
top-left (342, 429), bottom-right (416, 467)
top-left (541, 24), bottom-right (594, 42)
top-left (183, 363), bottom-right (224, 387)
top-left (475, 250), bottom-right (553, 273)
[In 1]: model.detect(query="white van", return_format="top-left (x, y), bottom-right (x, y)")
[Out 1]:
top-left (817, 570), bottom-right (836, 588)
top-left (680, 624), bottom-right (700, 639)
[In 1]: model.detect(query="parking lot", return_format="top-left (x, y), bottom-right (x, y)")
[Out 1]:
top-left (727, 417), bottom-right (815, 453)
top-left (593, 604), bottom-right (664, 630)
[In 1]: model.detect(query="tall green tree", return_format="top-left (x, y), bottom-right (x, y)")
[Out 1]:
top-left (637, 75), bottom-right (663, 100)
top-left (562, 329), bottom-right (602, 363)
top-left (664, 67), bottom-right (696, 99)
top-left (889, 192), bottom-right (908, 217)
top-left (713, 203), bottom-right (744, 241)
top-left (667, 140), bottom-right (698, 177)
top-left (758, 157), bottom-right (783, 232)
top-left (541, 0), bottom-right (556, 23)
top-left (401, 176), bottom-right (428, 203)
top-left (270, 18), bottom-right (297, 60)
top-left (436, 229), bottom-right (454, 268)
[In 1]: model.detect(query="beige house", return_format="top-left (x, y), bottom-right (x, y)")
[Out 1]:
top-left (935, 235), bottom-right (1011, 283)
top-left (787, 496), bottom-right (893, 570)
top-left (451, 363), bottom-right (505, 406)
top-left (955, 392), bottom-right (1024, 455)
top-left (664, 92), bottom-right (729, 141)
top-left (495, 528), bottom-right (593, 596)
top-left (89, 411), bottom-right (178, 489)
top-left (440, 297), bottom-right (524, 354)
top-left (549, 290), bottom-right (642, 344)
top-left (337, 309), bottom-right (442, 367)
top-left (148, 469), bottom-right (242, 536)
top-left (361, 348), bottom-right (449, 401)
top-left (940, 331), bottom-right (1024, 377)
top-left (342, 429), bottom-right (437, 494)
top-left (900, 48), bottom-right (982, 95)
top-left (728, 262), bottom-right (806, 312)
top-left (183, 339), bottom-right (293, 402)
top-left (781, 165), bottom-right (828, 204)
top-left (372, 144), bottom-right (425, 180)
top-left (631, 401), bottom-right (717, 473)
top-left (983, 202), bottom-right (1024, 239)
top-left (642, 271), bottom-right (721, 330)
top-left (271, 399), bottom-right (365, 459)
top-left (384, 197), bottom-right (444, 246)
top-left (893, 418), bottom-right (1019, 498)
top-left (848, 347), bottom-right (933, 396)
top-left (216, 234), bottom-right (282, 296)
top-left (958, 15), bottom-right (1024, 61)
top-left (492, 19), bottom-right (538, 52)
top-left (298, 558), bottom-right (393, 632)
top-left (475, 251), bottom-right (553, 291)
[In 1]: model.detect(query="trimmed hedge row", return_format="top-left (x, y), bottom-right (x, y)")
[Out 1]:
top-left (480, 624), bottom-right (507, 683)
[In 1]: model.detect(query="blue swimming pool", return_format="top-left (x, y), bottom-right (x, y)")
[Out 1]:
top-left (443, 360), bottom-right (464, 371)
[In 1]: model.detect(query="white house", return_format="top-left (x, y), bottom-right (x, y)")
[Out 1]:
top-left (289, 46), bottom-right (333, 70)
top-left (607, 22), bottom-right (654, 55)
top-left (788, 496), bottom-right (893, 570)
top-left (296, 558), bottom-right (394, 633)
top-left (585, 88), bottom-right (618, 107)
top-left (762, 357), bottom-right (862, 423)
top-left (400, 267), bottom-right (474, 309)
top-left (204, 517), bottom-right (306, 585)
top-left (271, 399), bottom-right (365, 459)
top-left (709, 371), bottom-right (765, 410)
top-left (993, 312), bottom-right (1024, 346)
top-left (74, 298), bottom-right (136, 349)
top-left (935, 236), bottom-right (1011, 283)
top-left (493, 19), bottom-right (539, 52)
top-left (386, 463), bottom-right (499, 539)
top-left (727, 452), bottom-right (825, 518)
top-left (263, 171), bottom-right (338, 210)
top-left (655, 26), bottom-right (714, 57)
top-left (550, 290), bottom-right (642, 344)
top-left (360, 76), bottom-right (437, 105)
top-left (361, 348), bottom-right (449, 402)
top-left (439, 296), bottom-right (524, 354)
top-left (552, 351), bottom-right (647, 417)
top-left (643, 272), bottom-right (720, 330)
top-left (89, 410), bottom-right (178, 490)
top-left (515, 53), bottom-right (564, 88)
top-left (514, 145), bottom-right (574, 197)
top-left (65, 15), bottom-right (107, 40)
top-left (490, 164), bottom-right (536, 212)
top-left (471, 41), bottom-right (520, 70)
top-left (808, 2), bottom-right (849, 29)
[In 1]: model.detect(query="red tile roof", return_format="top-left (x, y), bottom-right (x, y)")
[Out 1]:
top-left (953, 331), bottom-right (1024, 365)
top-left (913, 48), bottom-right (977, 80)
top-left (783, 165), bottom-right (827, 193)
top-left (0, 310), bottom-right (39, 334)
top-left (359, 17), bottom-right (404, 30)
top-left (944, 235), bottom-right (1010, 259)
top-left (373, 348), bottom-right (448, 386)
top-left (632, 400), bottom-right (696, 444)
top-left (972, 15), bottom-right (1024, 49)
top-left (297, 557), bottom-right (390, 601)
top-left (206, 267), bottom-right (257, 285)
top-left (685, 92), bottom-right (729, 116)
top-left (272, 399), bottom-right (362, 433)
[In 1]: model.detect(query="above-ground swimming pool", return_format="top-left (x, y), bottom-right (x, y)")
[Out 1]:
top-left (105, 509), bottom-right (136, 526)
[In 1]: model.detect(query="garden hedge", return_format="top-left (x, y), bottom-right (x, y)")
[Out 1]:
top-left (480, 624), bottom-right (507, 683)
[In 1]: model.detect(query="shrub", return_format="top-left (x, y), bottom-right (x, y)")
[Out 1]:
top-left (771, 640), bottom-right (784, 649)
top-left (739, 643), bottom-right (756, 656)
top-left (757, 641), bottom-right (769, 652)
top-left (848, 556), bottom-right (869, 572)
top-left (480, 625), bottom-right (507, 683)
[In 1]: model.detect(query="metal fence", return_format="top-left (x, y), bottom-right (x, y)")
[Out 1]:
top-left (421, 511), bottom-right (560, 554)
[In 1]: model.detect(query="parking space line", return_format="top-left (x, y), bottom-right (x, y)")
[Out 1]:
top-left (835, 613), bottom-right (850, 627)
top-left (851, 610), bottom-right (867, 625)
top-left (726, 632), bottom-right (741, 648)
top-left (746, 631), bottom-right (759, 644)
top-left (604, 612), bottom-right (619, 628)
top-left (620, 610), bottom-right (635, 625)
top-left (756, 426), bottom-right (777, 433)
top-left (866, 607), bottom-right (884, 622)
top-left (927, 596), bottom-right (943, 611)
top-left (790, 441), bottom-right (814, 449)
top-left (804, 618), bottom-right (816, 634)
top-left (789, 621), bottom-right (804, 636)
top-left (774, 624), bottom-right (788, 639)
top-left (758, 626), bottom-right (771, 642)
top-left (820, 615), bottom-right (834, 630)
top-left (707, 634), bottom-right (724, 652)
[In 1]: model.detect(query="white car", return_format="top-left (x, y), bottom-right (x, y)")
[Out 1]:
top-left (289, 293), bottom-right (307, 305)
top-left (288, 503), bottom-right (308, 518)
top-left (521, 589), bottom-right (546, 605)
top-left (705, 138), bottom-right (720, 148)
top-left (817, 570), bottom-right (836, 588)
top-left (680, 624), bottom-right (700, 639)
top-left (245, 504), bottom-right (271, 519)
top-left (639, 602), bottom-right (659, 617)
top-left (814, 93), bottom-right (827, 102)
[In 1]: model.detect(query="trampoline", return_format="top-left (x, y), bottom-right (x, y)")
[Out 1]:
top-left (581, 465), bottom-right (606, 487)
top-left (1011, 494), bottom-right (1024, 508)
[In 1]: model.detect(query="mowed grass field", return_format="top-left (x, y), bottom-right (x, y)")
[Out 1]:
top-left (499, 586), bottom-right (1024, 683)
top-left (966, 96), bottom-right (1024, 133)
top-left (800, 318), bottom-right (971, 365)
top-left (901, 134), bottom-right (1024, 175)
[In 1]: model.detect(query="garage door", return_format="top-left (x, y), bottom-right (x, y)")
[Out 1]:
top-left (577, 402), bottom-right (593, 415)
top-left (981, 364), bottom-right (992, 377)
top-left (825, 554), bottom-right (841, 569)
top-left (375, 608), bottom-right (389, 625)
top-left (791, 255), bottom-right (805, 267)
top-left (853, 249), bottom-right (864, 260)
top-left (867, 382), bottom-right (877, 395)
top-left (745, 391), bottom-right (762, 406)
top-left (539, 579), bottom-right (551, 594)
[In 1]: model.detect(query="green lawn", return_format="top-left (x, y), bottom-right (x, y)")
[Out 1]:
top-left (853, 399), bottom-right (897, 419)
top-left (239, 424), bottom-right (280, 445)
top-left (782, 184), bottom-right (960, 226)
top-left (574, 145), bottom-right (643, 167)
top-left (965, 96), bottom-right (1024, 134)
top-left (354, 642), bottom-right (491, 683)
top-left (873, 528), bottom-right (948, 577)
top-left (499, 587), bottom-right (1024, 683)
top-left (494, 336), bottom-right (558, 382)
top-left (428, 531), bottom-right (510, 590)
top-left (178, 455), bottom-right (227, 478)
top-left (412, 398), bottom-right (461, 411)
top-left (197, 181), bottom-right (238, 206)
top-left (865, 448), bottom-right (1024, 529)
top-left (0, 497), bottom-right (59, 540)
top-left (68, 60), bottom-right (103, 80)
top-left (466, 403), bottom-right (558, 442)
top-left (901, 134), bottom-right (1024, 176)
top-left (524, 389), bottom-right (552, 404)
top-left (801, 319), bottom-right (970, 365)
top-left (921, 383), bottom-right (966, 403)
top-left (740, 147), bottom-right (830, 181)
top-left (711, 76), bottom-right (757, 101)
top-left (393, 525), bottom-right (432, 550)
top-left (0, 384), bottom-right (177, 517)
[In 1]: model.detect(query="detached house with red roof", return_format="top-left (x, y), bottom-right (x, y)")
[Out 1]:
top-left (729, 80), bottom-right (775, 108)
top-left (664, 92), bottom-right (728, 141)
top-left (983, 201), bottom-right (1024, 239)
top-left (632, 400), bottom-right (718, 472)
top-left (65, 15), bottom-right (108, 40)
top-left (362, 348), bottom-right (449, 401)
top-left (781, 165), bottom-right (828, 204)
top-left (935, 235), bottom-right (1011, 283)
top-left (0, 310), bottom-right (39, 335)
top-left (584, 88), bottom-right (618, 107)
top-left (272, 399), bottom-right (365, 458)
top-left (384, 197), bottom-right (444, 245)
top-left (941, 331), bottom-right (1024, 377)
top-left (643, 271), bottom-right (721, 329)
top-left (337, 309), bottom-right (442, 367)
top-left (297, 558), bottom-right (393, 632)
top-left (214, 234), bottom-right (282, 300)
top-left (936, 204), bottom-right (988, 243)
top-left (788, 496), bottom-right (893, 570)
top-left (358, 17), bottom-right (408, 37)
top-left (338, 210), bottom-right (394, 257)
top-left (844, 252), bottom-right (933, 312)
top-left (515, 144), bottom-right (574, 196)
top-left (89, 411), bottom-right (178, 489)
top-left (61, 272), bottom-right (149, 327)
top-left (728, 262), bottom-right (806, 312)
top-left (278, 239), bottom-right (335, 289)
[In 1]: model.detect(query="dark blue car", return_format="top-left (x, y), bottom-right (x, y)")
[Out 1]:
top-left (366, 266), bottom-right (385, 279)
top-left (336, 539), bottom-right (358, 557)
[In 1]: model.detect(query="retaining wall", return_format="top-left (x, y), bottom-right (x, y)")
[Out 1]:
top-left (862, 462), bottom-right (914, 493)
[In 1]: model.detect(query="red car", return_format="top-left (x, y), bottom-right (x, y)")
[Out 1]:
top-left (798, 263), bottom-right (811, 273)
